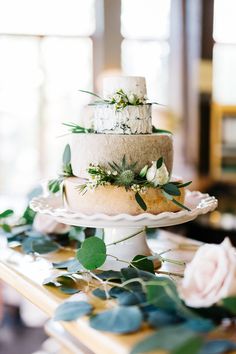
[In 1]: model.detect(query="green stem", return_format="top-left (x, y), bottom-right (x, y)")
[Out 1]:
top-left (106, 229), bottom-right (144, 247)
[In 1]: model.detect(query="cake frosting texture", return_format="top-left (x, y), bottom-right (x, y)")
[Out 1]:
top-left (94, 104), bottom-right (152, 134)
top-left (103, 76), bottom-right (146, 98)
top-left (70, 133), bottom-right (173, 178)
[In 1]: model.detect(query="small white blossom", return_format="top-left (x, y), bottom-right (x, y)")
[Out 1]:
top-left (146, 161), bottom-right (169, 186)
top-left (112, 171), bottom-right (118, 176)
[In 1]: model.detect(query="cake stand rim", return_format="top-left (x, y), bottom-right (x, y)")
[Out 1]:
top-left (29, 191), bottom-right (218, 228)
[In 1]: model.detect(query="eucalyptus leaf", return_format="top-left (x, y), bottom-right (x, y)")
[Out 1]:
top-left (147, 309), bottom-right (182, 328)
top-left (199, 339), bottom-right (236, 354)
top-left (52, 259), bottom-right (77, 270)
top-left (183, 319), bottom-right (215, 333)
top-left (163, 183), bottom-right (181, 196)
top-left (90, 306), bottom-right (143, 333)
top-left (32, 238), bottom-right (60, 254)
top-left (92, 288), bottom-right (107, 300)
top-left (63, 144), bottom-right (71, 165)
top-left (117, 292), bottom-right (146, 306)
top-left (76, 237), bottom-right (106, 270)
top-left (135, 192), bottom-right (147, 211)
top-left (97, 270), bottom-right (122, 281)
top-left (172, 198), bottom-right (191, 211)
top-left (0, 209), bottom-right (13, 219)
top-left (130, 325), bottom-right (203, 354)
top-left (146, 277), bottom-right (179, 311)
top-left (131, 255), bottom-right (155, 274)
top-left (54, 301), bottom-right (92, 321)
top-left (22, 237), bottom-right (34, 254)
top-left (222, 296), bottom-right (236, 315)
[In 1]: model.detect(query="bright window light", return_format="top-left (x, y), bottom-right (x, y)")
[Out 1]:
top-left (0, 0), bottom-right (95, 36)
top-left (213, 0), bottom-right (236, 44)
top-left (121, 0), bottom-right (171, 40)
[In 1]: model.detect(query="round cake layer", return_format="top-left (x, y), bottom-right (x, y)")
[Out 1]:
top-left (103, 76), bottom-right (146, 98)
top-left (70, 133), bottom-right (173, 178)
top-left (94, 104), bottom-right (152, 134)
top-left (64, 177), bottom-right (185, 216)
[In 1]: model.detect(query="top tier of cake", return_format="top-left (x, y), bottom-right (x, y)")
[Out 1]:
top-left (94, 76), bottom-right (152, 135)
top-left (103, 76), bottom-right (147, 99)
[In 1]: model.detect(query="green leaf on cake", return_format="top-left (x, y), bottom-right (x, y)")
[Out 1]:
top-left (76, 237), bottom-right (106, 270)
top-left (54, 301), bottom-right (93, 321)
top-left (152, 125), bottom-right (172, 135)
top-left (0, 209), bottom-right (13, 219)
top-left (89, 306), bottom-right (143, 333)
top-left (156, 157), bottom-right (163, 169)
top-left (163, 183), bottom-right (181, 196)
top-left (172, 198), bottom-right (191, 212)
top-left (63, 144), bottom-right (71, 165)
top-left (135, 192), bottom-right (147, 211)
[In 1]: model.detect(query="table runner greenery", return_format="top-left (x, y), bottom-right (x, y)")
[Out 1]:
top-left (1, 203), bottom-right (236, 354)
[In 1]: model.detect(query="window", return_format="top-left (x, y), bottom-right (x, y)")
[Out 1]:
top-left (0, 0), bottom-right (95, 196)
top-left (121, 0), bottom-right (171, 104)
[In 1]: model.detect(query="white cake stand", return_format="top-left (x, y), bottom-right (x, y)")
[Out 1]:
top-left (30, 191), bottom-right (218, 270)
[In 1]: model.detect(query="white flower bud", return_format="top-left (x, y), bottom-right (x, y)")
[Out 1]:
top-left (146, 160), bottom-right (169, 186)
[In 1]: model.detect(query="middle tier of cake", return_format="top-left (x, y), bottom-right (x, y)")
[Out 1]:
top-left (70, 133), bottom-right (173, 178)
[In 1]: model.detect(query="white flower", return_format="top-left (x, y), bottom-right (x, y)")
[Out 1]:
top-left (33, 213), bottom-right (71, 234)
top-left (146, 160), bottom-right (169, 186)
top-left (179, 238), bottom-right (236, 308)
top-left (128, 94), bottom-right (138, 105)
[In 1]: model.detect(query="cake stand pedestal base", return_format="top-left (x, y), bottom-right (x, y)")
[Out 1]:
top-left (102, 227), bottom-right (160, 271)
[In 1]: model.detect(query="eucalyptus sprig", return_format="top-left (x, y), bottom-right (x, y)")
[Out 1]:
top-left (79, 88), bottom-right (162, 112)
top-left (78, 156), bottom-right (191, 212)
top-left (63, 122), bottom-right (94, 134)
top-left (48, 144), bottom-right (74, 194)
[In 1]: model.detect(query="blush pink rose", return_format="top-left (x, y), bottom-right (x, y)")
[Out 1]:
top-left (33, 213), bottom-right (71, 234)
top-left (179, 238), bottom-right (236, 308)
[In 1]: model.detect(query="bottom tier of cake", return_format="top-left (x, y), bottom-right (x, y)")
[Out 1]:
top-left (64, 177), bottom-right (185, 216)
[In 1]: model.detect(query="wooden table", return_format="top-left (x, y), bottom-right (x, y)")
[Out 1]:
top-left (0, 231), bottom-right (234, 354)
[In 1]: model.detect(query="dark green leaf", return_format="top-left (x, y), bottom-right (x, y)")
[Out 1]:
top-left (183, 319), bottom-right (215, 333)
top-left (1, 224), bottom-right (11, 233)
top-left (32, 238), bottom-right (60, 254)
top-left (222, 296), bottom-right (236, 315)
top-left (156, 157), bottom-right (163, 169)
top-left (172, 198), bottom-right (191, 211)
top-left (76, 237), bottom-right (106, 270)
top-left (130, 325), bottom-right (203, 354)
top-left (176, 181), bottom-right (192, 188)
top-left (0, 209), bottom-right (13, 219)
top-left (146, 277), bottom-right (179, 311)
top-left (135, 192), bottom-right (147, 211)
top-left (52, 259), bottom-right (77, 269)
top-left (152, 126), bottom-right (172, 135)
top-left (97, 270), bottom-right (122, 281)
top-left (117, 292), bottom-right (146, 306)
top-left (90, 306), bottom-right (143, 333)
top-left (92, 288), bottom-right (107, 300)
top-left (163, 183), bottom-right (181, 196)
top-left (21, 207), bottom-right (36, 224)
top-left (48, 179), bottom-right (62, 193)
top-left (147, 309), bottom-right (182, 328)
top-left (63, 144), bottom-right (71, 165)
top-left (199, 339), bottom-right (236, 354)
top-left (121, 268), bottom-right (156, 282)
top-left (131, 255), bottom-right (155, 274)
top-left (54, 301), bottom-right (92, 321)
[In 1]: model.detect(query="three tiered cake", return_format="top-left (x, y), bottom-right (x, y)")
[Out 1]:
top-left (61, 76), bottom-right (189, 216)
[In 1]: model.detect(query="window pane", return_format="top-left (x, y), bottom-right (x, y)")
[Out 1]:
top-left (0, 36), bottom-right (40, 196)
top-left (213, 0), bottom-right (236, 44)
top-left (0, 0), bottom-right (95, 36)
top-left (121, 40), bottom-right (169, 104)
top-left (213, 44), bottom-right (236, 104)
top-left (41, 37), bottom-right (93, 178)
top-left (121, 0), bottom-right (171, 40)
top-left (0, 36), bottom-right (93, 196)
